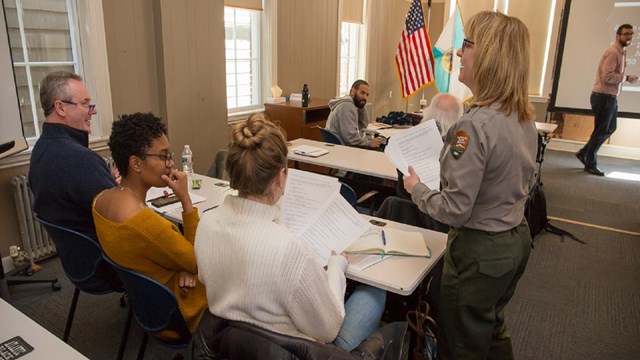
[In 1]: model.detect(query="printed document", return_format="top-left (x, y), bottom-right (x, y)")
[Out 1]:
top-left (281, 169), bottom-right (371, 265)
top-left (384, 120), bottom-right (443, 189)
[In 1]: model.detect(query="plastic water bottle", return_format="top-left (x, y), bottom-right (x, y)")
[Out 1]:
top-left (181, 145), bottom-right (194, 178)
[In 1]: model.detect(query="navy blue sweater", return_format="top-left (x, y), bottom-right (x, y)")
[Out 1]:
top-left (29, 123), bottom-right (116, 240)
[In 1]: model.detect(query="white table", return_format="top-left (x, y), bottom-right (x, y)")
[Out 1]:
top-left (159, 174), bottom-right (447, 296)
top-left (350, 216), bottom-right (447, 296)
top-left (0, 298), bottom-right (88, 359)
top-left (287, 138), bottom-right (397, 180)
top-left (161, 175), bottom-right (236, 224)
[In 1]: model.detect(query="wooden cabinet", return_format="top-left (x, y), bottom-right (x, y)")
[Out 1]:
top-left (264, 98), bottom-right (331, 141)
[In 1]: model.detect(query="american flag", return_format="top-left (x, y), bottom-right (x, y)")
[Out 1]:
top-left (395, 0), bottom-right (435, 98)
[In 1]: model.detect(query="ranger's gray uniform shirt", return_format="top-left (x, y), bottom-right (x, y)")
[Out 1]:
top-left (411, 103), bottom-right (537, 232)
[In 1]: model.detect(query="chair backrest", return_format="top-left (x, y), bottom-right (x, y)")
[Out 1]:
top-left (318, 127), bottom-right (343, 145)
top-left (36, 216), bottom-right (120, 294)
top-left (339, 182), bottom-right (357, 206)
top-left (102, 254), bottom-right (191, 345)
top-left (206, 149), bottom-right (229, 180)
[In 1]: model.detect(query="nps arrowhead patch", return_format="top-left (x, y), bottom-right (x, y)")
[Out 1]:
top-left (451, 130), bottom-right (469, 159)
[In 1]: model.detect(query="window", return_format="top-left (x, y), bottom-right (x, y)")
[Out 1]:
top-left (224, 7), bottom-right (261, 112)
top-left (2, 0), bottom-right (112, 149)
top-left (339, 22), bottom-right (362, 97)
top-left (4, 0), bottom-right (80, 139)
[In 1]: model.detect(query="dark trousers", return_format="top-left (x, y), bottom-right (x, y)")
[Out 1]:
top-left (579, 93), bottom-right (618, 168)
top-left (437, 221), bottom-right (532, 360)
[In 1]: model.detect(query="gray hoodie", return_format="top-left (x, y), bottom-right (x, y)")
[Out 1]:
top-left (325, 96), bottom-right (371, 147)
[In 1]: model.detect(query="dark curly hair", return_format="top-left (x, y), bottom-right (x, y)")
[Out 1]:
top-left (109, 112), bottom-right (167, 177)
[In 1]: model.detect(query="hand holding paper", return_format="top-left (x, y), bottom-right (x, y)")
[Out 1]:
top-left (384, 120), bottom-right (443, 189)
top-left (403, 166), bottom-right (421, 194)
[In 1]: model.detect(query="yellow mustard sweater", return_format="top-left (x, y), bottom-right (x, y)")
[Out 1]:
top-left (92, 205), bottom-right (207, 335)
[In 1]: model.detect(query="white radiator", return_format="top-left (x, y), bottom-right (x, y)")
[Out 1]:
top-left (10, 174), bottom-right (55, 262)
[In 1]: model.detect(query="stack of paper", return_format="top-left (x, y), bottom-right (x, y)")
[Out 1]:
top-left (384, 120), bottom-right (443, 189)
top-left (281, 169), bottom-right (371, 266)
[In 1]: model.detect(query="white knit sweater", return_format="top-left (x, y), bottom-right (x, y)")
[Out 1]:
top-left (194, 195), bottom-right (348, 343)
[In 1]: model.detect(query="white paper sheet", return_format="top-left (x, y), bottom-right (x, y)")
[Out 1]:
top-left (281, 169), bottom-right (340, 236)
top-left (384, 120), bottom-right (443, 189)
top-left (281, 169), bottom-right (371, 266)
top-left (298, 195), bottom-right (372, 266)
top-left (347, 254), bottom-right (388, 272)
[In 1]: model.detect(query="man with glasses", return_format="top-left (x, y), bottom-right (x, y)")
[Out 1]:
top-left (29, 71), bottom-right (116, 242)
top-left (576, 24), bottom-right (638, 176)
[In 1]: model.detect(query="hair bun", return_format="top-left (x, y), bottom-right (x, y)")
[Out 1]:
top-left (232, 113), bottom-right (271, 149)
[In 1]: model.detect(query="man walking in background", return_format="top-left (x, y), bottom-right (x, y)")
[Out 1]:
top-left (577, 24), bottom-right (638, 176)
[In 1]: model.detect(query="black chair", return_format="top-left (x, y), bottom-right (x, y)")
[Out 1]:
top-left (192, 311), bottom-right (407, 360)
top-left (35, 216), bottom-right (124, 343)
top-left (103, 255), bottom-right (191, 360)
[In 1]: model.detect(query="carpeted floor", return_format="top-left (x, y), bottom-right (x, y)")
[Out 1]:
top-left (506, 150), bottom-right (640, 360)
top-left (4, 149), bottom-right (640, 359)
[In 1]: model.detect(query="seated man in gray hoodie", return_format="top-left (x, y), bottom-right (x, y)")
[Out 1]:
top-left (325, 80), bottom-right (381, 149)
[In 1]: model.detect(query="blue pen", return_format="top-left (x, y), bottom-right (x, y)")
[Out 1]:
top-left (381, 230), bottom-right (387, 259)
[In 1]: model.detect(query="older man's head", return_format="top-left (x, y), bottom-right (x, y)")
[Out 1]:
top-left (422, 93), bottom-right (462, 137)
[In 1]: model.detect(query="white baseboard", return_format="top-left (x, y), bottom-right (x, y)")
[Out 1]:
top-left (2, 256), bottom-right (15, 274)
top-left (547, 139), bottom-right (640, 160)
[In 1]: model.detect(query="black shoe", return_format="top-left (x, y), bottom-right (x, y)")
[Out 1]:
top-left (584, 167), bottom-right (605, 176)
top-left (575, 152), bottom-right (586, 167)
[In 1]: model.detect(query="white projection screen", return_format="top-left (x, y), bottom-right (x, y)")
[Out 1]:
top-left (549, 0), bottom-right (640, 118)
top-left (1, 6), bottom-right (27, 156)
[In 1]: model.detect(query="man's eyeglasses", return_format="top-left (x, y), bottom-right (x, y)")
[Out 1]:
top-left (60, 100), bottom-right (96, 113)
top-left (462, 38), bottom-right (474, 50)
top-left (143, 152), bottom-right (174, 167)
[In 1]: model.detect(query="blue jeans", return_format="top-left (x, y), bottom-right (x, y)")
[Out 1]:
top-left (579, 93), bottom-right (617, 168)
top-left (334, 285), bottom-right (386, 351)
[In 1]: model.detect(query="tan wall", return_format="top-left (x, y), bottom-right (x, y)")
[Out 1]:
top-left (103, 0), bottom-right (161, 117)
top-left (277, 0), bottom-right (340, 100)
top-left (157, 0), bottom-right (229, 173)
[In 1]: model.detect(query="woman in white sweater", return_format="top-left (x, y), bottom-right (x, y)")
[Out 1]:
top-left (194, 113), bottom-right (385, 351)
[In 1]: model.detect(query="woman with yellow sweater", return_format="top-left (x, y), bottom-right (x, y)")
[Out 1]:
top-left (92, 112), bottom-right (207, 336)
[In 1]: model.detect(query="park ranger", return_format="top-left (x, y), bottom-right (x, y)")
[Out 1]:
top-left (403, 11), bottom-right (538, 360)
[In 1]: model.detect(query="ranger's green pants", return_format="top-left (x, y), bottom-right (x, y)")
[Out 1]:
top-left (437, 220), bottom-right (532, 360)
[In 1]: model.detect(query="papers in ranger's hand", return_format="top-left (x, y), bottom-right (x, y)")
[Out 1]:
top-left (384, 120), bottom-right (443, 189)
top-left (291, 145), bottom-right (330, 158)
top-left (146, 186), bottom-right (206, 213)
top-left (281, 169), bottom-right (371, 266)
top-left (346, 227), bottom-right (430, 258)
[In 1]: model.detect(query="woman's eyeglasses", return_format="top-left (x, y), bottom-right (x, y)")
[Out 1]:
top-left (462, 38), bottom-right (474, 50)
top-left (143, 152), bottom-right (174, 167)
